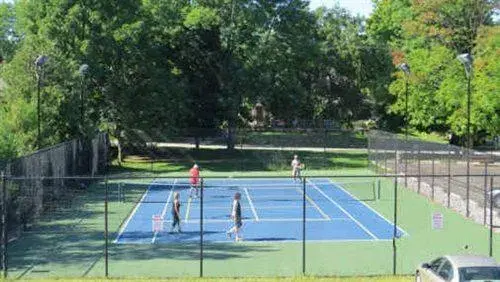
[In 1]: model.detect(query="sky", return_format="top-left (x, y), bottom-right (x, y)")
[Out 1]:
top-left (309, 0), bottom-right (374, 17)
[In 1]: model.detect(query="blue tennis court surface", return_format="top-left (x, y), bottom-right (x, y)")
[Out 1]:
top-left (114, 178), bottom-right (406, 244)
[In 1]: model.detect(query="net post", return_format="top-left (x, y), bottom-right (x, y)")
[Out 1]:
top-left (1, 172), bottom-right (6, 279)
top-left (489, 176), bottom-right (493, 257)
top-left (302, 176), bottom-right (306, 275)
top-left (200, 178), bottom-right (204, 278)
top-left (104, 176), bottom-right (109, 277)
top-left (483, 161), bottom-right (488, 225)
top-left (393, 174), bottom-right (398, 275)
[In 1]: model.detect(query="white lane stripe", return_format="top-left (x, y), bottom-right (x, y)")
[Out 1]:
top-left (307, 180), bottom-right (379, 240)
top-left (114, 179), bottom-right (156, 243)
top-left (294, 187), bottom-right (331, 220)
top-left (244, 187), bottom-right (259, 221)
top-left (327, 179), bottom-right (407, 236)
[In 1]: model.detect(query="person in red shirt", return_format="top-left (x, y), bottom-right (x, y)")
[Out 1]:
top-left (189, 164), bottom-right (200, 198)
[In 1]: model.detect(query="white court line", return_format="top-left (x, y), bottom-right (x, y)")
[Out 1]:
top-left (247, 195), bottom-right (302, 199)
top-left (307, 180), bottom-right (379, 240)
top-left (114, 179), bottom-right (156, 243)
top-left (252, 205), bottom-right (314, 210)
top-left (244, 187), bottom-right (259, 221)
top-left (115, 238), bottom-right (392, 245)
top-left (127, 182), bottom-right (334, 188)
top-left (185, 197), bottom-right (193, 222)
top-left (188, 205), bottom-right (314, 210)
top-left (160, 217), bottom-right (340, 223)
top-left (294, 187), bottom-right (331, 220)
top-left (327, 179), bottom-right (407, 236)
top-left (151, 180), bottom-right (175, 244)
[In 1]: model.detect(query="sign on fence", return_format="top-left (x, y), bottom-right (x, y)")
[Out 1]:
top-left (432, 212), bottom-right (444, 230)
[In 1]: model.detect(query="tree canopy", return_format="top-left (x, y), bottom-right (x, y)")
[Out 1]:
top-left (0, 0), bottom-right (498, 159)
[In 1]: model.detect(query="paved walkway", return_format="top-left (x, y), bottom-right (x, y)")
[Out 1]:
top-left (149, 142), bottom-right (367, 152)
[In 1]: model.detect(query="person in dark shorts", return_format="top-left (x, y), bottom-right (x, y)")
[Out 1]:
top-left (170, 192), bottom-right (181, 233)
top-left (226, 192), bottom-right (242, 241)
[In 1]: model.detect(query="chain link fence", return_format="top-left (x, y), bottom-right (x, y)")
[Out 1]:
top-left (367, 130), bottom-right (500, 226)
top-left (1, 133), bottom-right (109, 239)
top-left (0, 174), bottom-right (497, 278)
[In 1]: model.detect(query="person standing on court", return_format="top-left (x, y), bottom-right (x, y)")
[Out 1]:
top-left (170, 192), bottom-right (182, 233)
top-left (189, 164), bottom-right (200, 198)
top-left (291, 155), bottom-right (302, 181)
top-left (226, 192), bottom-right (243, 242)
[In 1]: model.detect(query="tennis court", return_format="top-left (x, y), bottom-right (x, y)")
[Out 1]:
top-left (115, 178), bottom-right (406, 244)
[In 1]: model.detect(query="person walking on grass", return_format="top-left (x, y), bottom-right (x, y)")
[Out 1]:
top-left (226, 192), bottom-right (243, 242)
top-left (170, 192), bottom-right (182, 233)
top-left (189, 164), bottom-right (200, 198)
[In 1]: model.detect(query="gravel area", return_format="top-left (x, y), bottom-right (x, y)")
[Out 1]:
top-left (373, 159), bottom-right (500, 232)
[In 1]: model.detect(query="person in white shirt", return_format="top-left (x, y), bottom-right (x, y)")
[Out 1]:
top-left (291, 155), bottom-right (302, 181)
top-left (226, 192), bottom-right (242, 242)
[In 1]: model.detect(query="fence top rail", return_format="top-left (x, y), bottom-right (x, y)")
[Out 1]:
top-left (2, 173), bottom-right (498, 181)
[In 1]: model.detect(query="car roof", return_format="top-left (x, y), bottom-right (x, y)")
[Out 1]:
top-left (444, 255), bottom-right (499, 268)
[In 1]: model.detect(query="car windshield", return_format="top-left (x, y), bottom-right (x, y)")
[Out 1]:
top-left (459, 266), bottom-right (500, 281)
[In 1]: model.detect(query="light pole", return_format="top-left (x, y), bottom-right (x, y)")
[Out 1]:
top-left (78, 64), bottom-right (89, 136)
top-left (35, 55), bottom-right (48, 149)
top-left (399, 63), bottom-right (410, 188)
top-left (457, 53), bottom-right (473, 218)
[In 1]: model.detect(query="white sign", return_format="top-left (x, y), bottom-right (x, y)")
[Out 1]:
top-left (432, 212), bottom-right (444, 230)
top-left (152, 215), bottom-right (164, 232)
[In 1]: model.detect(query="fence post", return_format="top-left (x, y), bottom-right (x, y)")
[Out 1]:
top-left (393, 175), bottom-right (398, 275)
top-left (417, 145), bottom-right (421, 194)
top-left (447, 147), bottom-right (451, 208)
top-left (1, 172), bottom-right (6, 279)
top-left (483, 161), bottom-right (488, 225)
top-left (302, 177), bottom-right (306, 275)
top-left (200, 178), bottom-right (204, 277)
top-left (384, 151), bottom-right (388, 174)
top-left (466, 149), bottom-right (470, 218)
top-left (489, 176), bottom-right (493, 257)
top-left (404, 141), bottom-right (408, 188)
top-left (104, 176), bottom-right (109, 277)
top-left (367, 132), bottom-right (371, 171)
top-left (431, 156), bottom-right (435, 201)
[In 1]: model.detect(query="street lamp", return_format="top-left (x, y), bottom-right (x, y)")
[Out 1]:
top-left (35, 55), bottom-right (48, 149)
top-left (78, 64), bottom-right (89, 136)
top-left (399, 63), bottom-right (410, 188)
top-left (457, 53), bottom-right (473, 218)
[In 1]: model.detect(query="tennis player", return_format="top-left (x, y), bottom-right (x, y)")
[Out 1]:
top-left (189, 164), bottom-right (200, 198)
top-left (226, 192), bottom-right (243, 242)
top-left (291, 155), bottom-right (302, 181)
top-left (170, 192), bottom-right (182, 233)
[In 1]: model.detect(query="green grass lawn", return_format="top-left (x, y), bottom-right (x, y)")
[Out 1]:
top-left (5, 147), bottom-right (499, 279)
top-left (110, 147), bottom-right (369, 177)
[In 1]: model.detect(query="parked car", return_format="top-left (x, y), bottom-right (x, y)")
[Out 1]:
top-left (488, 189), bottom-right (500, 209)
top-left (415, 255), bottom-right (500, 282)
